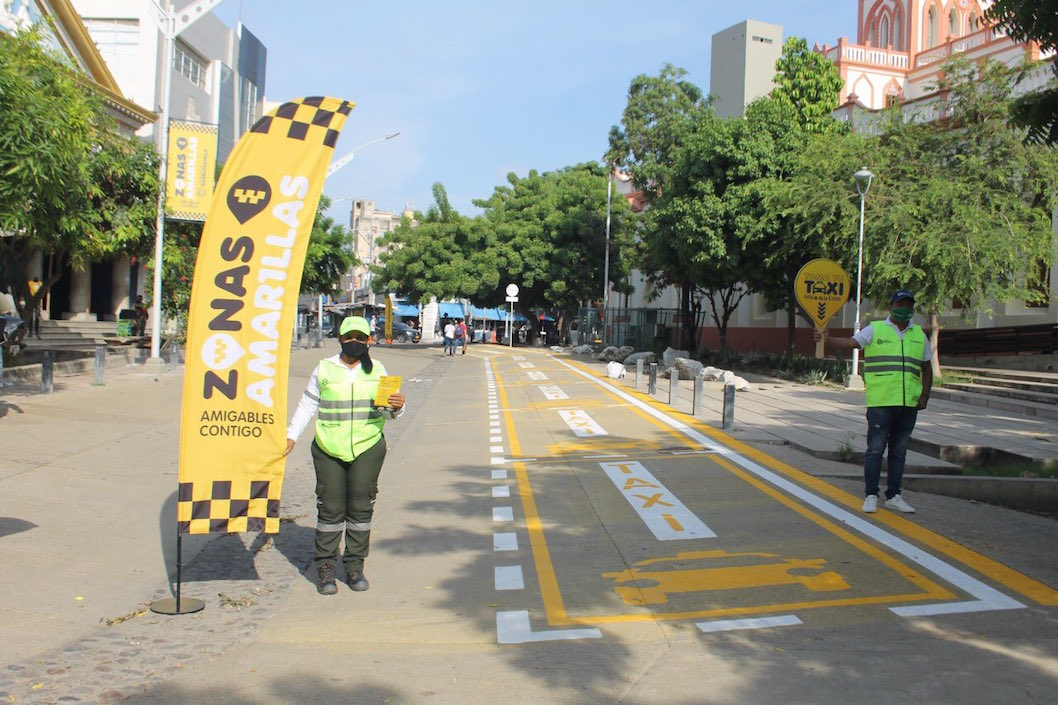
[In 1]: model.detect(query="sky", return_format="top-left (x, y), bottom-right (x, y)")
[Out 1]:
top-left (211, 1), bottom-right (860, 220)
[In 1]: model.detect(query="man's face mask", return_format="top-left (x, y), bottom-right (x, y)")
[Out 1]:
top-left (341, 339), bottom-right (369, 359)
top-left (891, 306), bottom-right (914, 323)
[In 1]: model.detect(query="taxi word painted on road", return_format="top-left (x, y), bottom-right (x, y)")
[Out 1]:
top-left (600, 461), bottom-right (716, 540)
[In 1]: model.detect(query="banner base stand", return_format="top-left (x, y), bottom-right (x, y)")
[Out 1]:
top-left (150, 596), bottom-right (205, 615)
top-left (150, 531), bottom-right (205, 615)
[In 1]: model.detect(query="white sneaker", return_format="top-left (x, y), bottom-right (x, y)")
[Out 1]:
top-left (885, 494), bottom-right (916, 513)
top-left (862, 495), bottom-right (878, 513)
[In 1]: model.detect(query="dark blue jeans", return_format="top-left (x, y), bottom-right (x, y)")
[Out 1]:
top-left (864, 406), bottom-right (918, 499)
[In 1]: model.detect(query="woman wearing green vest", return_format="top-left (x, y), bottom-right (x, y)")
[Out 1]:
top-left (816, 290), bottom-right (932, 515)
top-left (285, 315), bottom-right (406, 595)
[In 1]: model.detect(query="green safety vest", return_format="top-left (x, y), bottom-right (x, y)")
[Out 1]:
top-left (314, 358), bottom-right (387, 461)
top-left (863, 320), bottom-right (926, 407)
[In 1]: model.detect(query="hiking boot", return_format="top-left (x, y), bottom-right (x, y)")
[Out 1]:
top-left (885, 494), bottom-right (916, 514)
top-left (862, 495), bottom-right (878, 513)
top-left (347, 570), bottom-right (370, 592)
top-left (317, 564), bottom-right (338, 595)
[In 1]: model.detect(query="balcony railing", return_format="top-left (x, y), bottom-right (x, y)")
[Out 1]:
top-left (915, 26), bottom-right (1007, 68)
top-left (825, 42), bottom-right (909, 69)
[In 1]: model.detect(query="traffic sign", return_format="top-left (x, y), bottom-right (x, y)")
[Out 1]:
top-left (794, 259), bottom-right (850, 329)
top-left (506, 283), bottom-right (519, 297)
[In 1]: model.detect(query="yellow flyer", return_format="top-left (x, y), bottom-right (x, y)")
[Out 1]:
top-left (375, 376), bottom-right (402, 407)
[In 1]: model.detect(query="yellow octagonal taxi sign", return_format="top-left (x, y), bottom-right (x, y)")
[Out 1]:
top-left (795, 259), bottom-right (851, 329)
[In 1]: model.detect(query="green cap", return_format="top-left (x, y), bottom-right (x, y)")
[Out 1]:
top-left (339, 316), bottom-right (371, 337)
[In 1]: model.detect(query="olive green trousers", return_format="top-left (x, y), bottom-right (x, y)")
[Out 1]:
top-left (310, 437), bottom-right (386, 573)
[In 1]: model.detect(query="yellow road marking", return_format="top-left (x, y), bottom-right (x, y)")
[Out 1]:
top-left (663, 514), bottom-right (684, 531)
top-left (562, 357), bottom-right (1058, 607)
top-left (492, 357), bottom-right (955, 626)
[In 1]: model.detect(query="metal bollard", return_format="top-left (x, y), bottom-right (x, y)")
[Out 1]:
top-left (94, 345), bottom-right (106, 385)
top-left (648, 363), bottom-right (657, 395)
top-left (41, 350), bottom-right (54, 394)
top-left (636, 359), bottom-right (644, 389)
top-left (722, 383), bottom-right (735, 431)
top-left (693, 373), bottom-right (705, 418)
top-left (669, 370), bottom-right (680, 405)
top-left (169, 342), bottom-right (180, 367)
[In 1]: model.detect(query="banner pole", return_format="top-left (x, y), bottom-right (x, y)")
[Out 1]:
top-left (150, 530), bottom-right (205, 615)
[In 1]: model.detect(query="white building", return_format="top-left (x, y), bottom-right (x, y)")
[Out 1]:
top-left (345, 199), bottom-right (413, 306)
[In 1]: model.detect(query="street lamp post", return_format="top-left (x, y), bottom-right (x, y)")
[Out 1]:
top-left (147, 0), bottom-right (227, 368)
top-left (848, 167), bottom-right (874, 390)
top-left (602, 165), bottom-right (613, 346)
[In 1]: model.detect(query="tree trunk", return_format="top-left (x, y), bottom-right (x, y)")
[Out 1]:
top-left (786, 297), bottom-right (797, 357)
top-left (680, 282), bottom-right (695, 351)
top-left (929, 309), bottom-right (942, 378)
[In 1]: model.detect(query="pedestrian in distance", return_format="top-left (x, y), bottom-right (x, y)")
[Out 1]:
top-left (284, 315), bottom-right (406, 595)
top-left (443, 319), bottom-right (456, 356)
top-left (134, 294), bottom-right (149, 337)
top-left (815, 289), bottom-right (932, 514)
top-left (455, 317), bottom-right (467, 355)
top-left (27, 277), bottom-right (42, 338)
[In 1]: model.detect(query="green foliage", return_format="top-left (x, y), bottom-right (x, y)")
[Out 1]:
top-left (376, 168), bottom-right (634, 325)
top-left (986, 0), bottom-right (1058, 144)
top-left (770, 37), bottom-right (845, 133)
top-left (866, 57), bottom-right (1058, 325)
top-left (0, 27), bottom-right (158, 319)
top-left (606, 63), bottom-right (710, 200)
top-left (301, 195), bottom-right (356, 296)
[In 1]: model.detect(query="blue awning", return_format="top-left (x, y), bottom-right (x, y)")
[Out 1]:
top-left (513, 312), bottom-right (529, 323)
top-left (392, 302), bottom-right (419, 317)
top-left (438, 302), bottom-right (466, 319)
top-left (470, 306), bottom-right (505, 321)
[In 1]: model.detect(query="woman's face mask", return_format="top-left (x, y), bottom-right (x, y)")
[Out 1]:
top-left (341, 339), bottom-right (369, 359)
top-left (891, 307), bottom-right (914, 323)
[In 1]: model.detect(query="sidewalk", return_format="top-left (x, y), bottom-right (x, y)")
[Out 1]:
top-left (562, 353), bottom-right (1058, 514)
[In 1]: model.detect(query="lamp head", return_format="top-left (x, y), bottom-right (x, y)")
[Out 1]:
top-left (854, 167), bottom-right (874, 196)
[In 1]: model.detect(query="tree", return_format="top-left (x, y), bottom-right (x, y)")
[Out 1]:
top-left (301, 196), bottom-right (356, 296)
top-left (867, 57), bottom-right (1058, 375)
top-left (770, 37), bottom-right (845, 133)
top-left (607, 65), bottom-right (711, 349)
top-left (0, 27), bottom-right (158, 320)
top-left (606, 63), bottom-right (710, 200)
top-left (986, 0), bottom-right (1058, 144)
top-left (737, 38), bottom-right (850, 354)
top-left (473, 164), bottom-right (634, 333)
top-left (375, 183), bottom-right (488, 303)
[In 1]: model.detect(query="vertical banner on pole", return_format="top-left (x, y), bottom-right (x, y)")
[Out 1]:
top-left (165, 120), bottom-right (219, 222)
top-left (177, 97), bottom-right (355, 535)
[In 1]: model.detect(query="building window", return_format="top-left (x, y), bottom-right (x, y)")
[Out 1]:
top-left (894, 8), bottom-right (902, 50)
top-left (239, 77), bottom-right (258, 135)
top-left (969, 11), bottom-right (980, 32)
top-left (83, 18), bottom-right (139, 56)
top-left (927, 7), bottom-right (938, 47)
top-left (880, 16), bottom-right (891, 47)
top-left (751, 35), bottom-right (773, 44)
top-left (174, 42), bottom-right (207, 90)
top-left (948, 8), bottom-right (959, 38)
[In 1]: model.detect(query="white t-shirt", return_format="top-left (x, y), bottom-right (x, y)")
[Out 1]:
top-left (852, 318), bottom-right (933, 362)
top-left (443, 323), bottom-right (455, 338)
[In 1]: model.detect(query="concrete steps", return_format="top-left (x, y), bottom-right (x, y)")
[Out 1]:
top-left (21, 320), bottom-right (141, 351)
top-left (936, 365), bottom-right (1058, 419)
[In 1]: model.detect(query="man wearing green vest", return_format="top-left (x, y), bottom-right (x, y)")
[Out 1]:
top-left (285, 316), bottom-right (406, 595)
top-left (817, 290), bottom-right (932, 514)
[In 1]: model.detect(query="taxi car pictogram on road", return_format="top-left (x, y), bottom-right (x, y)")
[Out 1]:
top-left (603, 550), bottom-right (851, 606)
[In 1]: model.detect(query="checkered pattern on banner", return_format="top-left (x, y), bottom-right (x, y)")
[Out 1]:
top-left (249, 96), bottom-right (354, 149)
top-left (177, 479), bottom-right (281, 534)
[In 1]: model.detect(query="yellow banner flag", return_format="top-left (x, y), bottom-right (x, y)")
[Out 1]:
top-left (165, 120), bottom-right (218, 222)
top-left (177, 97), bottom-right (355, 535)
